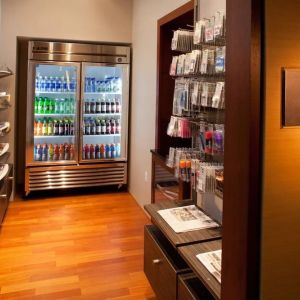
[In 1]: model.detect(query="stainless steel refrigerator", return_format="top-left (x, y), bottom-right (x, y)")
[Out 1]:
top-left (21, 41), bottom-right (130, 195)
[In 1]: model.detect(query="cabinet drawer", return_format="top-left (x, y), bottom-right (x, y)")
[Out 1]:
top-left (144, 225), bottom-right (189, 300)
top-left (178, 273), bottom-right (215, 300)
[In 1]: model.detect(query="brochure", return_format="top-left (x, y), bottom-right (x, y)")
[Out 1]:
top-left (157, 205), bottom-right (219, 233)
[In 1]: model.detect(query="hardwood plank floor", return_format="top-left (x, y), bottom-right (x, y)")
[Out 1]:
top-left (0, 192), bottom-right (156, 300)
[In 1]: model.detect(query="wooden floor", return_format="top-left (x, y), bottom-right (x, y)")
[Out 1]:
top-left (0, 192), bottom-right (156, 300)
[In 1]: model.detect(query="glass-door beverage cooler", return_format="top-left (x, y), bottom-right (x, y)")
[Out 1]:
top-left (80, 63), bottom-right (129, 162)
top-left (21, 41), bottom-right (130, 195)
top-left (27, 62), bottom-right (80, 165)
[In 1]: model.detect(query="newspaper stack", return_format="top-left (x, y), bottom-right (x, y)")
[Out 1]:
top-left (196, 250), bottom-right (222, 283)
top-left (157, 205), bottom-right (219, 233)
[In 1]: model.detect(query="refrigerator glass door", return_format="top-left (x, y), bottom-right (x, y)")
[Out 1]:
top-left (26, 62), bottom-right (80, 166)
top-left (80, 63), bottom-right (129, 162)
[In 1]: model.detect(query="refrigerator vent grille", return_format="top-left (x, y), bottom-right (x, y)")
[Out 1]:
top-left (27, 165), bottom-right (126, 191)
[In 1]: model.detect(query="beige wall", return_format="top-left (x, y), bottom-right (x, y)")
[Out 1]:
top-left (0, 0), bottom-right (132, 169)
top-left (129, 0), bottom-right (189, 208)
top-left (261, 0), bottom-right (300, 298)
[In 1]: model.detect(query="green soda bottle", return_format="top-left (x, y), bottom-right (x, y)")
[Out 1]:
top-left (65, 98), bottom-right (70, 114)
top-left (38, 97), bottom-right (44, 114)
top-left (44, 97), bottom-right (49, 114)
top-left (34, 97), bottom-right (39, 114)
top-left (49, 98), bottom-right (55, 114)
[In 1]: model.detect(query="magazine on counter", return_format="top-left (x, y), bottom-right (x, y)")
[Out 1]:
top-left (196, 250), bottom-right (222, 283)
top-left (157, 205), bottom-right (219, 233)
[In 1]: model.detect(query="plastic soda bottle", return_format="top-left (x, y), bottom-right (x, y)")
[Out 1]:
top-left (43, 97), bottom-right (49, 114)
top-left (38, 97), bottom-right (44, 113)
top-left (65, 98), bottom-right (71, 114)
top-left (59, 120), bottom-right (65, 135)
top-left (42, 118), bottom-right (48, 136)
top-left (110, 143), bottom-right (115, 158)
top-left (59, 98), bottom-right (65, 114)
top-left (85, 99), bottom-right (90, 113)
top-left (36, 119), bottom-right (42, 136)
top-left (111, 98), bottom-right (116, 113)
top-left (96, 119), bottom-right (101, 135)
top-left (96, 99), bottom-right (101, 113)
top-left (36, 144), bottom-right (42, 161)
top-left (105, 144), bottom-right (111, 158)
top-left (70, 98), bottom-right (75, 114)
top-left (101, 119), bottom-right (106, 135)
top-left (85, 119), bottom-right (90, 135)
top-left (34, 97), bottom-right (39, 113)
top-left (90, 144), bottom-right (95, 159)
top-left (55, 76), bottom-right (60, 92)
top-left (34, 120), bottom-right (37, 136)
top-left (95, 144), bottom-right (100, 159)
top-left (64, 119), bottom-right (70, 135)
top-left (48, 144), bottom-right (54, 161)
top-left (101, 98), bottom-right (106, 113)
top-left (64, 144), bottom-right (70, 160)
top-left (85, 144), bottom-right (90, 159)
top-left (53, 144), bottom-right (59, 160)
top-left (42, 144), bottom-right (48, 161)
top-left (49, 98), bottom-right (55, 113)
top-left (59, 144), bottom-right (65, 160)
top-left (70, 144), bottom-right (74, 160)
top-left (90, 119), bottom-right (96, 135)
top-left (116, 143), bottom-right (121, 157)
top-left (54, 98), bottom-right (60, 113)
top-left (70, 119), bottom-right (74, 135)
top-left (100, 144), bottom-right (105, 159)
top-left (47, 118), bottom-right (53, 135)
top-left (106, 119), bottom-right (111, 135)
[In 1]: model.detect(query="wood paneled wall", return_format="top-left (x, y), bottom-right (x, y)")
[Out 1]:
top-left (261, 1), bottom-right (300, 298)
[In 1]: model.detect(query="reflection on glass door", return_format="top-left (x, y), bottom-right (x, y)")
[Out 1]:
top-left (81, 64), bottom-right (128, 162)
top-left (32, 63), bottom-right (79, 163)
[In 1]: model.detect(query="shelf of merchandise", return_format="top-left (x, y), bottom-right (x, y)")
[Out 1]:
top-left (35, 91), bottom-right (76, 95)
top-left (35, 114), bottom-right (75, 117)
top-left (84, 92), bottom-right (121, 95)
top-left (84, 113), bottom-right (121, 117)
top-left (83, 134), bottom-right (120, 137)
top-left (34, 135), bottom-right (75, 139)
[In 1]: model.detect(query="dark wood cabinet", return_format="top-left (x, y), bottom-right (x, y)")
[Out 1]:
top-left (144, 225), bottom-right (190, 300)
top-left (144, 201), bottom-right (222, 300)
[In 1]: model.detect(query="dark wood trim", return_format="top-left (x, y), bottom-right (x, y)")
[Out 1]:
top-left (222, 0), bottom-right (263, 299)
top-left (157, 1), bottom-right (194, 27)
top-left (155, 1), bottom-right (194, 155)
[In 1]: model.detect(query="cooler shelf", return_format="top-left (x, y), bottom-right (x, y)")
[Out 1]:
top-left (83, 134), bottom-right (120, 137)
top-left (35, 114), bottom-right (75, 117)
top-left (34, 135), bottom-right (75, 138)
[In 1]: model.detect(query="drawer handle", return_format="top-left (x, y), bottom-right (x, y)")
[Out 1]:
top-left (152, 259), bottom-right (161, 264)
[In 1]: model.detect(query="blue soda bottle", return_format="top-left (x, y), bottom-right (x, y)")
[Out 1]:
top-left (105, 144), bottom-right (111, 158)
top-left (110, 144), bottom-right (115, 158)
top-left (95, 144), bottom-right (100, 159)
top-left (55, 76), bottom-right (61, 92)
top-left (116, 143), bottom-right (121, 157)
top-left (50, 76), bottom-right (56, 92)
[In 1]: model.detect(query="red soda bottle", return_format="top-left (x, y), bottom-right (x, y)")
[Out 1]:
top-left (53, 144), bottom-right (59, 160)
top-left (64, 143), bottom-right (70, 160)
top-left (90, 144), bottom-right (95, 159)
top-left (59, 144), bottom-right (65, 160)
top-left (70, 144), bottom-right (74, 160)
top-left (85, 144), bottom-right (90, 159)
